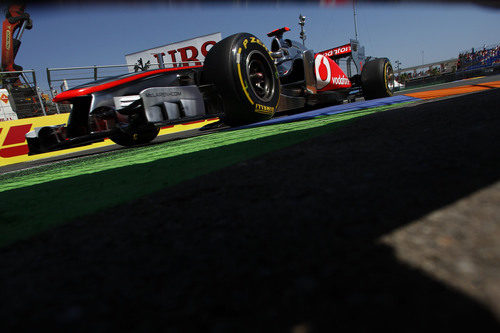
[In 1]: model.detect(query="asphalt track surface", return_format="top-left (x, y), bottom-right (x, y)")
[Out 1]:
top-left (0, 77), bottom-right (499, 331)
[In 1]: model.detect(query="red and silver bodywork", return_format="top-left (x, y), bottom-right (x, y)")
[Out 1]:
top-left (268, 27), bottom-right (365, 102)
top-left (26, 26), bottom-right (382, 155)
top-left (314, 54), bottom-right (352, 91)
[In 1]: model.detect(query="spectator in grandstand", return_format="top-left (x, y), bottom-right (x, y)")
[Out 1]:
top-left (457, 43), bottom-right (500, 71)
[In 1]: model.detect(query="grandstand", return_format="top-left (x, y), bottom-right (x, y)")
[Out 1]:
top-left (396, 42), bottom-right (500, 88)
top-left (457, 43), bottom-right (500, 71)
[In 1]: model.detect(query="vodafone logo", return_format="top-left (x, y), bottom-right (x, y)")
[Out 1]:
top-left (334, 45), bottom-right (351, 55)
top-left (322, 50), bottom-right (334, 58)
top-left (315, 54), bottom-right (332, 89)
top-left (331, 76), bottom-right (351, 85)
top-left (314, 54), bottom-right (352, 91)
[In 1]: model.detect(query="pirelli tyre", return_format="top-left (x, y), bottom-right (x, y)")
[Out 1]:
top-left (110, 123), bottom-right (160, 147)
top-left (361, 58), bottom-right (395, 100)
top-left (203, 33), bottom-right (280, 125)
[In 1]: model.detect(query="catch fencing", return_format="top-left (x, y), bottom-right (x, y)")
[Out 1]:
top-left (46, 61), bottom-right (203, 92)
top-left (47, 64), bottom-right (138, 93)
top-left (404, 62), bottom-right (500, 89)
top-left (45, 61), bottom-right (202, 114)
top-left (0, 69), bottom-right (56, 119)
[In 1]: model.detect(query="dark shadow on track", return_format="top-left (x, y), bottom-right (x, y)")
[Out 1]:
top-left (0, 89), bottom-right (499, 331)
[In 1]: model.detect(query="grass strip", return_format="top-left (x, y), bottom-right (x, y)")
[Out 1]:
top-left (0, 102), bottom-right (413, 247)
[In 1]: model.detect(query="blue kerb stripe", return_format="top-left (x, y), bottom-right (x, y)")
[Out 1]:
top-left (234, 95), bottom-right (420, 130)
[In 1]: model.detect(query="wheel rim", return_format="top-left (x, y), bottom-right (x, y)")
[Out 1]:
top-left (386, 63), bottom-right (395, 92)
top-left (245, 50), bottom-right (276, 102)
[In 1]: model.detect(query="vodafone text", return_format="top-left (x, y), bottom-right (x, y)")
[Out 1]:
top-left (321, 44), bottom-right (352, 58)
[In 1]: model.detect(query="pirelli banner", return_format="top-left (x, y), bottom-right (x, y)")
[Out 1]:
top-left (125, 32), bottom-right (222, 71)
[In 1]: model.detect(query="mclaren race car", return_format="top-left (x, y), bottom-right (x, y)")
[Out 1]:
top-left (26, 26), bottom-right (395, 155)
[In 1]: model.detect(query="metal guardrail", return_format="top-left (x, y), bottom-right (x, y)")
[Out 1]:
top-left (46, 61), bottom-right (202, 113)
top-left (46, 62), bottom-right (203, 91)
top-left (0, 69), bottom-right (53, 118)
top-left (399, 59), bottom-right (458, 73)
top-left (47, 64), bottom-right (140, 114)
top-left (403, 63), bottom-right (500, 89)
top-left (0, 61), bottom-right (203, 119)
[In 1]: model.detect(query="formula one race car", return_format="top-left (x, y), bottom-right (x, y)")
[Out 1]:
top-left (26, 26), bottom-right (394, 155)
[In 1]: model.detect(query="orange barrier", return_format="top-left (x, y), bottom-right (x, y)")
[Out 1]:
top-left (405, 80), bottom-right (500, 100)
top-left (0, 114), bottom-right (218, 167)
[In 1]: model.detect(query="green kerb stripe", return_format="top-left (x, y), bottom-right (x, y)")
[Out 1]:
top-left (0, 102), bottom-right (413, 247)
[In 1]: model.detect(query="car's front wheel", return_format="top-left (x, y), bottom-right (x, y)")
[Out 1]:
top-left (203, 33), bottom-right (281, 125)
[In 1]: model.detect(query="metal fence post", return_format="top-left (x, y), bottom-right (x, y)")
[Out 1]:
top-left (46, 67), bottom-right (51, 90)
top-left (32, 71), bottom-right (47, 116)
top-left (47, 67), bottom-right (61, 114)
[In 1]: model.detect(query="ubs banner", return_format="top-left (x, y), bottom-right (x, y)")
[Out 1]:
top-left (125, 32), bottom-right (222, 71)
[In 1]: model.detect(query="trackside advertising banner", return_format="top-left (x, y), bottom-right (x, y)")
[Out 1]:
top-left (0, 113), bottom-right (69, 164)
top-left (0, 113), bottom-right (219, 167)
top-left (125, 32), bottom-right (222, 71)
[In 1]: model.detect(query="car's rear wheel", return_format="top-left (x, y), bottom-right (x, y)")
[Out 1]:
top-left (203, 33), bottom-right (280, 125)
top-left (361, 58), bottom-right (394, 100)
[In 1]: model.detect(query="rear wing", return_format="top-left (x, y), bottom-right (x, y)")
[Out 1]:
top-left (318, 39), bottom-right (366, 74)
top-left (319, 43), bottom-right (352, 59)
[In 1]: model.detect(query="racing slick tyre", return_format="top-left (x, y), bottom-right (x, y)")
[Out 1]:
top-left (203, 33), bottom-right (280, 125)
top-left (110, 124), bottom-right (160, 147)
top-left (361, 58), bottom-right (394, 100)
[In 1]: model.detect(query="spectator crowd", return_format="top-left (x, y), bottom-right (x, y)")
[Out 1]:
top-left (457, 44), bottom-right (500, 70)
top-left (396, 43), bottom-right (500, 83)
